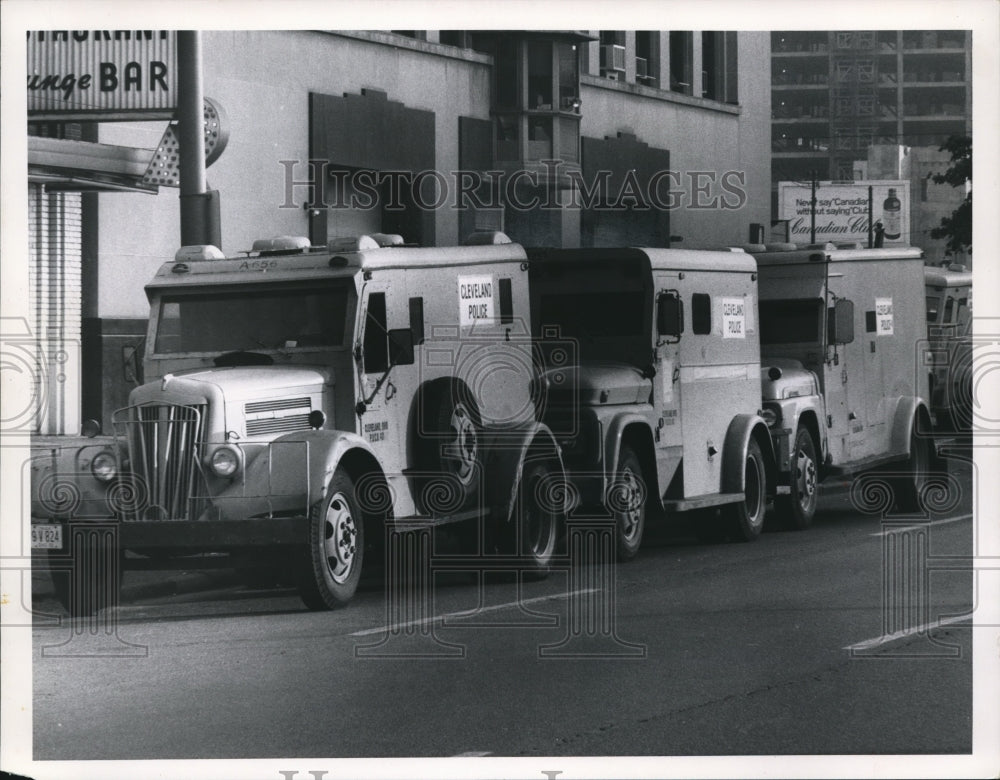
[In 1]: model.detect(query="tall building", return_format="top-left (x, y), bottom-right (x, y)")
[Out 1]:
top-left (771, 30), bottom-right (972, 186)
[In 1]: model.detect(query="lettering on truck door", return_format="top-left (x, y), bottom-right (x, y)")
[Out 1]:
top-left (358, 281), bottom-right (405, 472)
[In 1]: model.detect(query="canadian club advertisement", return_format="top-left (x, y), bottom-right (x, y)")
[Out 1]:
top-left (778, 180), bottom-right (911, 245)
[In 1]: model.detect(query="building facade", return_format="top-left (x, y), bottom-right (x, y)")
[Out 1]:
top-left (771, 30), bottom-right (972, 186)
top-left (26, 29), bottom-right (771, 434)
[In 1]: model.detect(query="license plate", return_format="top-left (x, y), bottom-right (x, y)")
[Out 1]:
top-left (31, 524), bottom-right (62, 550)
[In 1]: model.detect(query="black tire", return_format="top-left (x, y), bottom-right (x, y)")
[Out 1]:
top-left (299, 469), bottom-right (365, 610)
top-left (514, 459), bottom-right (562, 577)
top-left (608, 445), bottom-right (646, 561)
top-left (894, 421), bottom-right (931, 513)
top-left (722, 438), bottom-right (767, 542)
top-left (47, 526), bottom-right (122, 617)
top-left (417, 385), bottom-right (483, 506)
top-left (776, 427), bottom-right (819, 530)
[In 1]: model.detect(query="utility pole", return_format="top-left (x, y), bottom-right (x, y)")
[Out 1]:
top-left (810, 170), bottom-right (817, 244)
top-left (177, 31), bottom-right (221, 248)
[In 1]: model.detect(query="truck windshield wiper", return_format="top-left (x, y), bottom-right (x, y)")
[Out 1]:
top-left (213, 350), bottom-right (275, 367)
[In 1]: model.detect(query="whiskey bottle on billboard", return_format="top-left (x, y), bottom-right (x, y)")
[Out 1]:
top-left (882, 188), bottom-right (901, 241)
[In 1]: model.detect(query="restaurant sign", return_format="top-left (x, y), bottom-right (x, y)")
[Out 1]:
top-left (27, 30), bottom-right (177, 119)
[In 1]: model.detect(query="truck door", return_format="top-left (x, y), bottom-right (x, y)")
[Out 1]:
top-left (653, 282), bottom-right (684, 492)
top-left (356, 280), bottom-right (409, 474)
top-left (863, 292), bottom-right (891, 449)
top-left (825, 277), bottom-right (868, 462)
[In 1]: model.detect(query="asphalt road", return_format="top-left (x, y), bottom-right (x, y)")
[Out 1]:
top-left (29, 454), bottom-right (976, 761)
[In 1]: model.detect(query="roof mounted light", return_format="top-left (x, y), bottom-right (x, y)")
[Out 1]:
top-left (252, 235), bottom-right (311, 256)
top-left (328, 235), bottom-right (380, 253)
top-left (369, 232), bottom-right (405, 247)
top-left (174, 244), bottom-right (225, 262)
top-left (463, 231), bottom-right (512, 246)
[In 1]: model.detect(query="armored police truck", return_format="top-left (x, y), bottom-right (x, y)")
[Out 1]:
top-left (749, 244), bottom-right (932, 528)
top-left (31, 232), bottom-right (567, 614)
top-left (527, 247), bottom-right (776, 558)
top-left (924, 264), bottom-right (972, 429)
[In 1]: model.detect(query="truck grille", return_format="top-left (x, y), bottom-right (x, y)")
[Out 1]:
top-left (117, 403), bottom-right (207, 521)
top-left (244, 397), bottom-right (312, 437)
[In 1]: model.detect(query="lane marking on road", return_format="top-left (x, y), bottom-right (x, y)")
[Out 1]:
top-left (452, 751), bottom-right (493, 757)
top-left (844, 613), bottom-right (974, 651)
top-left (870, 512), bottom-right (973, 537)
top-left (349, 588), bottom-right (598, 637)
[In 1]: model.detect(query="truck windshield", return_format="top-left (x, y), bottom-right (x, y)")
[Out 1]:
top-left (153, 281), bottom-right (351, 355)
top-left (759, 298), bottom-right (823, 345)
top-left (537, 291), bottom-right (646, 361)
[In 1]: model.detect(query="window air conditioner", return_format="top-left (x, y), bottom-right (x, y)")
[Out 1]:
top-left (600, 44), bottom-right (626, 73)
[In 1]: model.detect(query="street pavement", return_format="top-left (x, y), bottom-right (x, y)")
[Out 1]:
top-left (25, 453), bottom-right (979, 763)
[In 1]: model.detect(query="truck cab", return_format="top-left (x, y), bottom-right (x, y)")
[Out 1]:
top-left (31, 232), bottom-right (567, 613)
top-left (750, 244), bottom-right (932, 528)
top-left (527, 247), bottom-right (775, 558)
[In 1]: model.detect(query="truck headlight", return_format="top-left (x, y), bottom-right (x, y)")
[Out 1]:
top-left (761, 404), bottom-right (782, 428)
top-left (91, 451), bottom-right (118, 483)
top-left (208, 445), bottom-right (242, 478)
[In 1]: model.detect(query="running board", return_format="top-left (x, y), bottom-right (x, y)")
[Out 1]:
top-left (662, 492), bottom-right (744, 512)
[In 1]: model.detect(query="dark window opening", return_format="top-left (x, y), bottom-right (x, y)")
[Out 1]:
top-left (692, 293), bottom-right (712, 335)
top-left (759, 299), bottom-right (824, 345)
top-left (363, 292), bottom-right (389, 374)
top-left (154, 282), bottom-right (351, 355)
top-left (669, 31), bottom-right (693, 94)
top-left (499, 278), bottom-right (513, 324)
top-left (865, 310), bottom-right (877, 333)
top-left (528, 39), bottom-right (553, 108)
top-left (636, 31), bottom-right (659, 87)
top-left (409, 296), bottom-right (425, 345)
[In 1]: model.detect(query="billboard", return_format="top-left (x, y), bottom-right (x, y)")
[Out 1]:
top-left (778, 180), bottom-right (911, 246)
top-left (27, 30), bottom-right (177, 119)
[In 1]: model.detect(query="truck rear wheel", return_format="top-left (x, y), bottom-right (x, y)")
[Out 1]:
top-left (894, 421), bottom-right (931, 513)
top-left (776, 427), bottom-right (818, 530)
top-left (299, 469), bottom-right (364, 610)
top-left (609, 445), bottom-right (646, 561)
top-left (722, 438), bottom-right (767, 542)
top-left (417, 385), bottom-right (483, 506)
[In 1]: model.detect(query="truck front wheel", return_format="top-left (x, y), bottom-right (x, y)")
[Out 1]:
top-left (515, 458), bottom-right (562, 577)
top-left (609, 445), bottom-right (646, 561)
top-left (299, 469), bottom-right (364, 610)
top-left (722, 438), bottom-right (767, 542)
top-left (776, 427), bottom-right (818, 530)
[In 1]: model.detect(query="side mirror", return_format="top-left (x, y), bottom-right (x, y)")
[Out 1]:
top-left (388, 328), bottom-right (415, 366)
top-left (122, 338), bottom-right (145, 385)
top-left (657, 291), bottom-right (683, 341)
top-left (828, 299), bottom-right (855, 345)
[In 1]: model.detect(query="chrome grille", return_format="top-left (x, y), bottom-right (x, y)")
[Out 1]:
top-left (117, 403), bottom-right (207, 521)
top-left (244, 397), bottom-right (312, 437)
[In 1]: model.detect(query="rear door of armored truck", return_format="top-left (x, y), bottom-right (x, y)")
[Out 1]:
top-left (668, 263), bottom-right (760, 498)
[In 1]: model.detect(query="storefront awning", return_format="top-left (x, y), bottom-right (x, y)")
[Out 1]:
top-left (28, 136), bottom-right (159, 194)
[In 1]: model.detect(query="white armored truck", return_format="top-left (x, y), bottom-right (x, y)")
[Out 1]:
top-left (31, 233), bottom-right (568, 614)
top-left (750, 243), bottom-right (933, 528)
top-left (527, 247), bottom-right (776, 558)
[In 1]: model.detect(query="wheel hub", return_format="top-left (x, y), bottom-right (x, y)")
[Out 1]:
top-left (323, 493), bottom-right (357, 584)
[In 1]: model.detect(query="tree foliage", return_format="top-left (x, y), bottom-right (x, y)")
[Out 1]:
top-left (929, 135), bottom-right (971, 256)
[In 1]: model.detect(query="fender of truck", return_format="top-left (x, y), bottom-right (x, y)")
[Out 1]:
top-left (29, 437), bottom-right (120, 520)
top-left (211, 429), bottom-right (382, 521)
top-left (602, 412), bottom-right (660, 506)
top-left (891, 396), bottom-right (933, 458)
top-left (721, 414), bottom-right (776, 496)
top-left (483, 422), bottom-right (568, 527)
